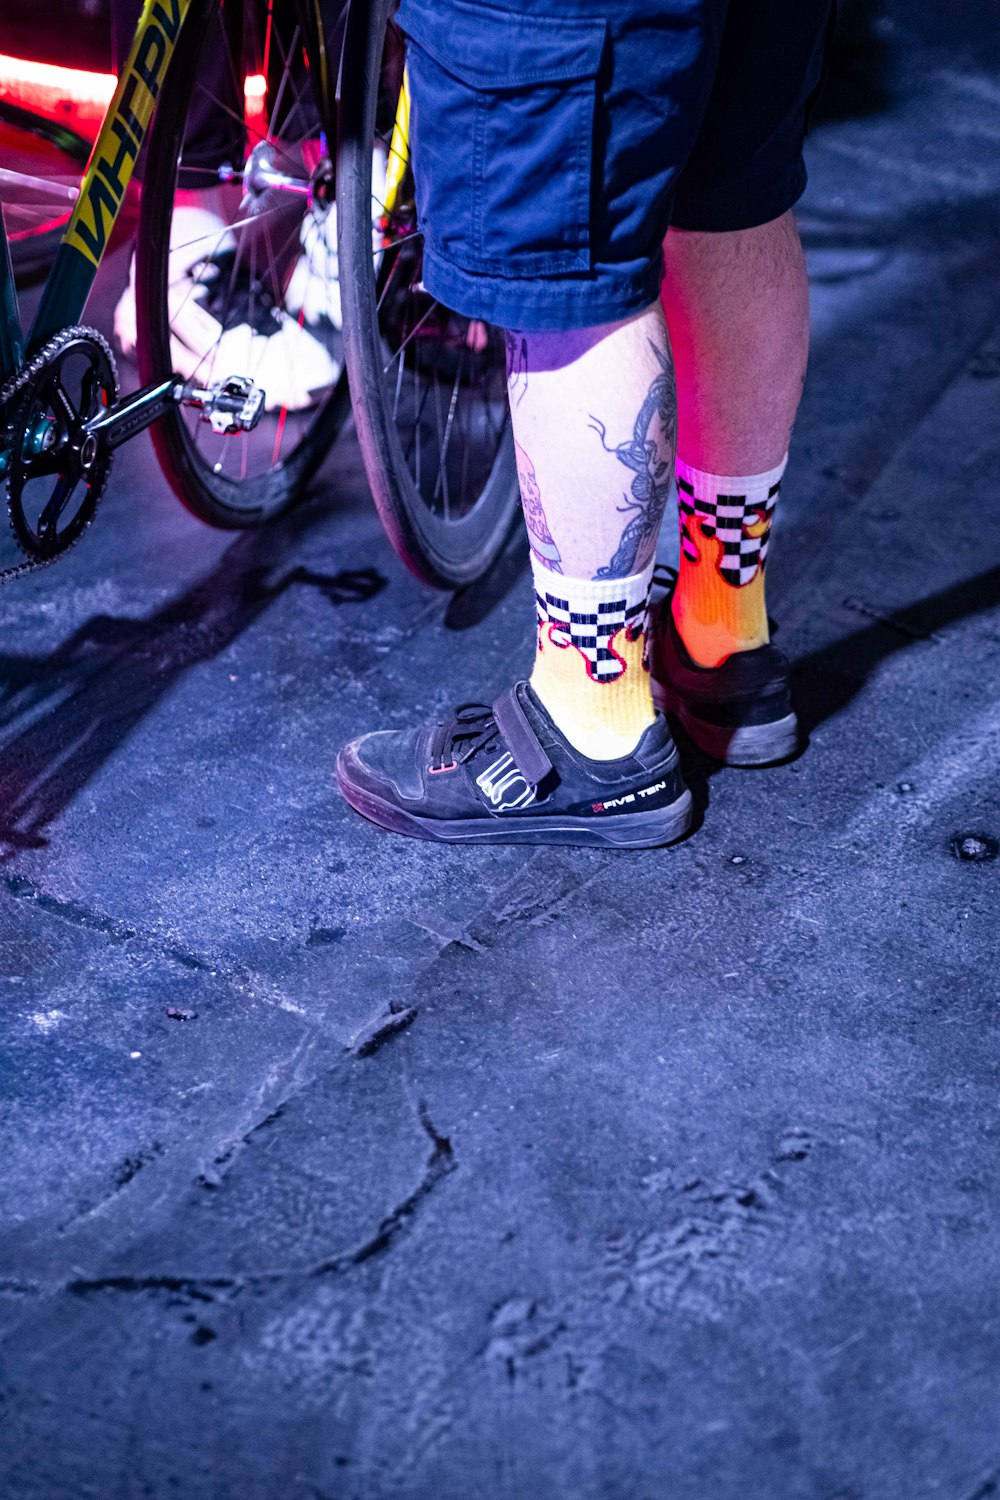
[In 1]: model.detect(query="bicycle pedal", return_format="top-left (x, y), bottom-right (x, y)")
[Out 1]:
top-left (178, 375), bottom-right (266, 435)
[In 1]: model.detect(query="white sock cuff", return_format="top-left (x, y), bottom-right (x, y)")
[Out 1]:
top-left (676, 453), bottom-right (788, 501)
top-left (531, 557), bottom-right (654, 616)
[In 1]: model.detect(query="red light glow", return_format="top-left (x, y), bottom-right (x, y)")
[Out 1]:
top-left (1, 53), bottom-right (270, 144)
top-left (0, 53), bottom-right (116, 135)
top-left (243, 72), bottom-right (268, 136)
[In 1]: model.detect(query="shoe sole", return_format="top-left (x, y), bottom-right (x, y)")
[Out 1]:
top-left (652, 683), bottom-right (799, 767)
top-left (336, 770), bottom-right (694, 849)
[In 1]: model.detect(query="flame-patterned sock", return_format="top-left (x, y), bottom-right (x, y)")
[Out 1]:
top-left (671, 455), bottom-right (788, 669)
top-left (529, 557), bottom-right (656, 760)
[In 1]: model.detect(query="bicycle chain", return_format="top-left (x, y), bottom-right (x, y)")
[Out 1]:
top-left (0, 324), bottom-right (118, 584)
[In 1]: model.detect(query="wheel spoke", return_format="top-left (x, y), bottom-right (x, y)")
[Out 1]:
top-left (436, 346), bottom-right (466, 516)
top-left (373, 126), bottom-right (411, 176)
top-left (374, 229), bottom-right (421, 264)
top-left (262, 0), bottom-right (274, 77)
top-left (376, 247), bottom-right (405, 312)
top-left (193, 82), bottom-right (303, 176)
top-left (164, 164), bottom-right (228, 177)
top-left (383, 297), bottom-right (440, 374)
top-left (167, 200), bottom-right (288, 260)
top-left (430, 363), bottom-right (450, 515)
top-left (213, 3), bottom-right (248, 138)
top-left (266, 24), bottom-right (303, 140)
top-left (258, 202), bottom-right (289, 317)
top-left (269, 23), bottom-right (317, 144)
top-left (413, 341), bottom-right (422, 490)
top-left (392, 337), bottom-right (406, 422)
top-left (165, 218), bottom-right (242, 333)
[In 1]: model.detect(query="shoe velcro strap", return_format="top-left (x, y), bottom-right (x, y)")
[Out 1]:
top-left (492, 687), bottom-right (553, 787)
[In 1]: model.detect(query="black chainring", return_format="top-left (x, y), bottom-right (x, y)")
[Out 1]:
top-left (5, 328), bottom-right (118, 563)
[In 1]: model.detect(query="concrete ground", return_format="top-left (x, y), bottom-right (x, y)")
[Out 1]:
top-left (2, 3), bottom-right (999, 1496)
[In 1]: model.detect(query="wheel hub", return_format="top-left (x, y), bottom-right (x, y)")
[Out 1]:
top-left (239, 140), bottom-right (313, 204)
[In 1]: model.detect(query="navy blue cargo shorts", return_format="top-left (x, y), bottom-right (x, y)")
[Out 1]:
top-left (394, 0), bottom-right (835, 330)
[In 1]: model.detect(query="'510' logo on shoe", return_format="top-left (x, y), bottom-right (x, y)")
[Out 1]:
top-left (475, 754), bottom-right (536, 812)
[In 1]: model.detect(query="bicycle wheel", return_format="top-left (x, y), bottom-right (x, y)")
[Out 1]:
top-left (135, 0), bottom-right (352, 528)
top-left (0, 103), bottom-right (91, 285)
top-left (337, 0), bottom-right (520, 590)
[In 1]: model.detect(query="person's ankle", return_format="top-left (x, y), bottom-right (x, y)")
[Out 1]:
top-left (670, 596), bottom-right (769, 669)
top-left (529, 670), bottom-right (650, 760)
top-left (530, 560), bottom-right (658, 760)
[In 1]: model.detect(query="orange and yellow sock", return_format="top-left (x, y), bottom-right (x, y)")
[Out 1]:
top-left (530, 557), bottom-right (656, 760)
top-left (671, 455), bottom-right (788, 668)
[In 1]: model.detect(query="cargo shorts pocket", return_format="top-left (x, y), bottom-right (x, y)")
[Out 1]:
top-left (395, 0), bottom-right (607, 278)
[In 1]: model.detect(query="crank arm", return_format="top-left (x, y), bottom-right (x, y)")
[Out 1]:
top-left (85, 377), bottom-right (177, 450)
top-left (85, 373), bottom-right (267, 450)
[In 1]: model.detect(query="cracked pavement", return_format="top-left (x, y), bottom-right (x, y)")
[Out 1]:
top-left (2, 3), bottom-right (1000, 1496)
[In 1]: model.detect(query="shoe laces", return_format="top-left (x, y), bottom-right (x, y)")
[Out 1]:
top-left (428, 703), bottom-right (500, 772)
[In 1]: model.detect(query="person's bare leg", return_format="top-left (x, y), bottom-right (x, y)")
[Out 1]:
top-left (663, 210), bottom-right (808, 470)
top-left (505, 300), bottom-right (677, 758)
top-left (335, 296), bottom-right (692, 844)
top-left (661, 210), bottom-right (809, 665)
top-left (508, 301), bottom-right (676, 577)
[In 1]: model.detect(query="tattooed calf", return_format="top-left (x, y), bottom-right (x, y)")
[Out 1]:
top-left (589, 342), bottom-right (678, 579)
top-left (505, 331), bottom-right (529, 407)
top-left (515, 441), bottom-right (562, 572)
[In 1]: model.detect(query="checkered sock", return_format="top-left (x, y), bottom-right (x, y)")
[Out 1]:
top-left (672, 455), bottom-right (788, 669)
top-left (530, 557), bottom-right (656, 760)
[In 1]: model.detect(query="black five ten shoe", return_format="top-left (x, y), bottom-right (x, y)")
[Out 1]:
top-left (336, 682), bottom-right (693, 849)
top-left (337, 603), bottom-right (798, 847)
top-left (650, 599), bottom-right (799, 767)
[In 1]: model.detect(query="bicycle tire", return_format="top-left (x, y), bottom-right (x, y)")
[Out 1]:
top-left (337, 0), bottom-right (520, 590)
top-left (135, 0), bottom-right (352, 529)
top-left (0, 102), bottom-right (91, 285)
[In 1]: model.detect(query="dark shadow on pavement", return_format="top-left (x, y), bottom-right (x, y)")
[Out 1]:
top-left (792, 563), bottom-right (1000, 735)
top-left (443, 522), bottom-right (528, 632)
top-left (0, 510), bottom-right (385, 855)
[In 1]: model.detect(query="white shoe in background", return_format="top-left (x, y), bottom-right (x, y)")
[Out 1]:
top-left (284, 150), bottom-right (388, 331)
top-left (284, 202), bottom-right (342, 329)
top-left (114, 198), bottom-right (341, 413)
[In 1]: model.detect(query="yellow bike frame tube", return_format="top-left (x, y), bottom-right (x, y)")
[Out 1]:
top-left (29, 0), bottom-right (195, 353)
top-left (383, 67), bottom-right (411, 220)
